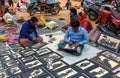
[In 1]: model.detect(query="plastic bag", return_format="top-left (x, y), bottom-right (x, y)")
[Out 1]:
top-left (3, 13), bottom-right (13, 23)
top-left (46, 21), bottom-right (58, 29)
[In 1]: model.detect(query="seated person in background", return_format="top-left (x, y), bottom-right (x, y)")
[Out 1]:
top-left (58, 20), bottom-right (89, 56)
top-left (19, 17), bottom-right (43, 48)
top-left (78, 12), bottom-right (93, 33)
top-left (16, 0), bottom-right (25, 11)
top-left (62, 7), bottom-right (78, 31)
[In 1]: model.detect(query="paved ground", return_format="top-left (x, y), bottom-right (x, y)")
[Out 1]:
top-left (15, 0), bottom-right (97, 28)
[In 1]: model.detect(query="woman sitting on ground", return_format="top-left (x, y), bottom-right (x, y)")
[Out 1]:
top-left (78, 12), bottom-right (93, 33)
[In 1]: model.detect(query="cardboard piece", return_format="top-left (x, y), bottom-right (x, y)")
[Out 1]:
top-left (97, 33), bottom-right (120, 52)
top-left (91, 55), bottom-right (120, 71)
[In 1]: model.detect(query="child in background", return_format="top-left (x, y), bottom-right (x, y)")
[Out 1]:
top-left (65, 0), bottom-right (72, 10)
top-left (8, 0), bottom-right (14, 7)
top-left (16, 0), bottom-right (21, 11)
top-left (25, 0), bottom-right (29, 8)
top-left (16, 1), bottom-right (26, 12)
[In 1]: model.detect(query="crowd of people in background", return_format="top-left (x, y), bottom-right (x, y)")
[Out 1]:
top-left (0, 0), bottom-right (25, 16)
top-left (0, 0), bottom-right (60, 16)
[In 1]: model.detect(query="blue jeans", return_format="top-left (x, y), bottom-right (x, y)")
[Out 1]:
top-left (29, 32), bottom-right (37, 48)
top-left (58, 42), bottom-right (84, 56)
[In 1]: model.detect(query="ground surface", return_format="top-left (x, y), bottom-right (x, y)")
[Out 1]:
top-left (15, 0), bottom-right (97, 28)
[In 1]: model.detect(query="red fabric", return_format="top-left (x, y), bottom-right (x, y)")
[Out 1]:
top-left (78, 12), bottom-right (93, 32)
top-left (111, 15), bottom-right (120, 28)
top-left (98, 8), bottom-right (112, 24)
top-left (0, 11), bottom-right (5, 16)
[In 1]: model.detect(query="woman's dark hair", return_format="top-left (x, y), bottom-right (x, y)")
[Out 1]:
top-left (70, 8), bottom-right (77, 15)
top-left (30, 17), bottom-right (38, 23)
top-left (78, 12), bottom-right (82, 16)
top-left (71, 20), bottom-right (79, 28)
top-left (4, 8), bottom-right (9, 13)
top-left (104, 6), bottom-right (111, 11)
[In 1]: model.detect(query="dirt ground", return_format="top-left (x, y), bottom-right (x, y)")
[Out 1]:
top-left (16, 0), bottom-right (97, 28)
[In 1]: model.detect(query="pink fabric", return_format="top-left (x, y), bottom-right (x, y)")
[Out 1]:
top-left (8, 34), bottom-right (19, 42)
top-left (16, 7), bottom-right (20, 11)
top-left (8, 37), bottom-right (18, 42)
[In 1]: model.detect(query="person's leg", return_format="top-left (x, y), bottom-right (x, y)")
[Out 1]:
top-left (1, 1), bottom-right (5, 12)
top-left (26, 2), bottom-right (29, 8)
top-left (1, 4), bottom-right (5, 16)
top-left (10, 2), bottom-right (12, 7)
top-left (0, 4), bottom-right (2, 15)
top-left (11, 2), bottom-right (14, 7)
top-left (1, 6), bottom-right (4, 16)
top-left (67, 6), bottom-right (68, 10)
top-left (8, 2), bottom-right (11, 7)
top-left (18, 38), bottom-right (29, 48)
top-left (58, 42), bottom-right (67, 49)
top-left (58, 42), bottom-right (81, 55)
top-left (71, 45), bottom-right (84, 56)
top-left (58, 42), bottom-right (74, 52)
top-left (58, 41), bottom-right (84, 56)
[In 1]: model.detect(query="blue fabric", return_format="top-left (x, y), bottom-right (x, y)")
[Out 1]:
top-left (64, 27), bottom-right (89, 45)
top-left (58, 42), bottom-right (84, 56)
top-left (19, 20), bottom-right (39, 41)
top-left (26, 2), bottom-right (29, 7)
top-left (46, 0), bottom-right (56, 4)
top-left (103, 4), bottom-right (114, 8)
top-left (70, 12), bottom-right (73, 17)
top-left (58, 41), bottom-right (67, 49)
top-left (66, 1), bottom-right (71, 6)
top-left (30, 0), bottom-right (36, 4)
